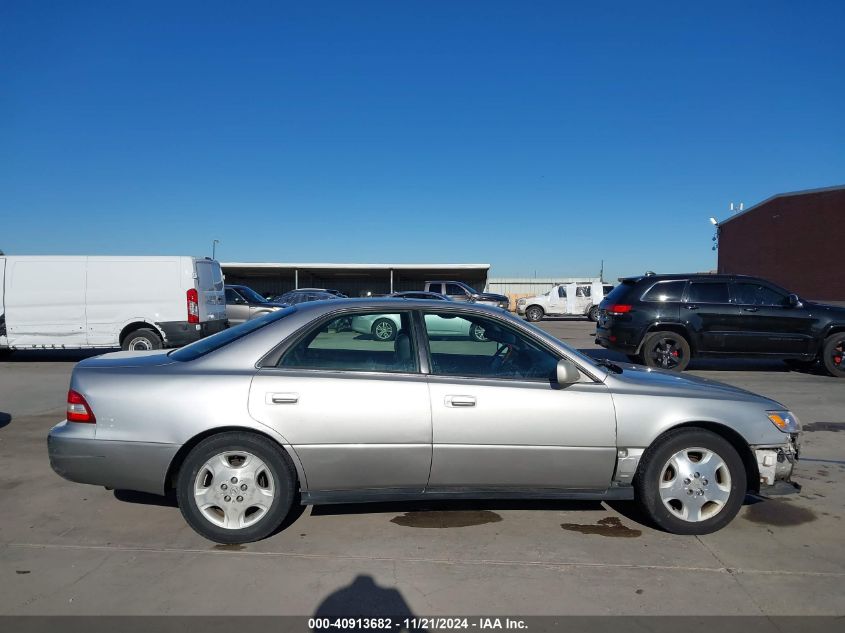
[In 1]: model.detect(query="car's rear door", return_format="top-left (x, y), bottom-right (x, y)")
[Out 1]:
top-left (421, 310), bottom-right (616, 491)
top-left (248, 309), bottom-right (432, 494)
top-left (681, 280), bottom-right (743, 352)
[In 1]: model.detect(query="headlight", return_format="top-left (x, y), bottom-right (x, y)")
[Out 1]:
top-left (767, 410), bottom-right (800, 433)
top-left (517, 298), bottom-right (526, 305)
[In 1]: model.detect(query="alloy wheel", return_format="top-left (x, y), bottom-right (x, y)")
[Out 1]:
top-left (650, 337), bottom-right (684, 369)
top-left (658, 447), bottom-right (732, 522)
top-left (193, 451), bottom-right (276, 530)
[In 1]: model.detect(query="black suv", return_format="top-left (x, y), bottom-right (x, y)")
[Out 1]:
top-left (595, 273), bottom-right (845, 377)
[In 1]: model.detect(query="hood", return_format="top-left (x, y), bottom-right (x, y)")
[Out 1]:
top-left (803, 300), bottom-right (845, 316)
top-left (475, 292), bottom-right (509, 302)
top-left (610, 363), bottom-right (784, 407)
top-left (77, 349), bottom-right (177, 369)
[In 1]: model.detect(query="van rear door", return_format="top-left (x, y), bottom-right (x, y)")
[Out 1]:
top-left (194, 259), bottom-right (226, 323)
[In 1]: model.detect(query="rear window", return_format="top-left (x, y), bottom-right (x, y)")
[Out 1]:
top-left (196, 261), bottom-right (224, 291)
top-left (601, 281), bottom-right (635, 304)
top-left (170, 307), bottom-right (296, 361)
top-left (642, 280), bottom-right (686, 302)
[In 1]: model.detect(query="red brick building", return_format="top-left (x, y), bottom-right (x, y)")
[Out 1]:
top-left (717, 185), bottom-right (845, 302)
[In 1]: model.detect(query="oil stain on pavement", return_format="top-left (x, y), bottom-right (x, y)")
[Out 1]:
top-left (560, 516), bottom-right (642, 537)
top-left (391, 510), bottom-right (503, 528)
top-left (743, 500), bottom-right (817, 526)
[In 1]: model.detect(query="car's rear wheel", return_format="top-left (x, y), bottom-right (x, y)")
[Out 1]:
top-left (371, 318), bottom-right (396, 341)
top-left (122, 328), bottom-right (163, 351)
top-left (822, 333), bottom-right (845, 378)
top-left (176, 431), bottom-right (296, 544)
top-left (525, 306), bottom-right (544, 322)
top-left (635, 428), bottom-right (746, 535)
top-left (588, 306), bottom-right (600, 322)
top-left (642, 331), bottom-right (691, 371)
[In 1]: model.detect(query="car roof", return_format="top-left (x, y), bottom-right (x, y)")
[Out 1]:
top-left (619, 273), bottom-right (766, 284)
top-left (290, 296), bottom-right (505, 315)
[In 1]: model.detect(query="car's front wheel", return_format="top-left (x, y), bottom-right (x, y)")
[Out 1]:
top-left (821, 333), bottom-right (845, 378)
top-left (525, 306), bottom-right (544, 322)
top-left (588, 306), bottom-right (600, 322)
top-left (176, 431), bottom-right (296, 543)
top-left (635, 428), bottom-right (746, 535)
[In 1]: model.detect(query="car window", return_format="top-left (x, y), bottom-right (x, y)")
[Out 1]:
top-left (557, 286), bottom-right (566, 298)
top-left (278, 312), bottom-right (418, 373)
top-left (734, 283), bottom-right (788, 306)
top-left (642, 280), bottom-right (686, 302)
top-left (687, 282), bottom-right (730, 304)
top-left (576, 286), bottom-right (590, 297)
top-left (225, 288), bottom-right (244, 304)
top-left (423, 313), bottom-right (560, 381)
top-left (445, 283), bottom-right (467, 296)
top-left (427, 283), bottom-right (442, 294)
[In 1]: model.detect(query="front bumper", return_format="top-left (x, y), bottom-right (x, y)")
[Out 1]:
top-left (48, 421), bottom-right (179, 495)
top-left (753, 435), bottom-right (800, 494)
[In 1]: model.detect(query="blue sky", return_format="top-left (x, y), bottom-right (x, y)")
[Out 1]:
top-left (2, 1), bottom-right (843, 282)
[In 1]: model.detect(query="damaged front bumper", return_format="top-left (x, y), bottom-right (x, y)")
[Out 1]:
top-left (753, 433), bottom-right (801, 495)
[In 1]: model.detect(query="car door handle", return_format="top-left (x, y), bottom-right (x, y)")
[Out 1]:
top-left (743, 307), bottom-right (759, 312)
top-left (445, 395), bottom-right (476, 407)
top-left (684, 305), bottom-right (699, 310)
top-left (267, 392), bottom-right (299, 404)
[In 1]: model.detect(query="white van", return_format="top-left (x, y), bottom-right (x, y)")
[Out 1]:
top-left (0, 256), bottom-right (227, 352)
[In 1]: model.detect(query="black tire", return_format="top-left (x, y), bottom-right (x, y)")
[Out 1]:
top-left (588, 306), bottom-right (600, 322)
top-left (176, 431), bottom-right (296, 544)
top-left (469, 323), bottom-right (487, 342)
top-left (641, 330), bottom-right (691, 372)
top-left (626, 353), bottom-right (644, 365)
top-left (634, 428), bottom-right (746, 535)
top-left (525, 305), bottom-right (544, 322)
top-left (821, 333), bottom-right (845, 378)
top-left (122, 328), bottom-right (163, 351)
top-left (371, 317), bottom-right (396, 341)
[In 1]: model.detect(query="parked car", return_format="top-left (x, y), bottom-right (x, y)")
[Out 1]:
top-left (225, 285), bottom-right (287, 326)
top-left (424, 281), bottom-right (509, 310)
top-left (0, 255), bottom-right (226, 352)
top-left (351, 309), bottom-right (487, 341)
top-left (517, 282), bottom-right (615, 322)
top-left (49, 297), bottom-right (800, 543)
top-left (295, 287), bottom-right (348, 298)
top-left (390, 291), bottom-right (451, 300)
top-left (595, 273), bottom-right (845, 377)
top-left (271, 289), bottom-right (342, 305)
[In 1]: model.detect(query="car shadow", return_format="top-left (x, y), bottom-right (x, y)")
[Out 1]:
top-left (114, 489), bottom-right (178, 507)
top-left (0, 412), bottom-right (11, 430)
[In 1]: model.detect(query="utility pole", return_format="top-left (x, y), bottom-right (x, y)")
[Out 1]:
top-left (212, 239), bottom-right (220, 260)
top-left (599, 260), bottom-right (604, 282)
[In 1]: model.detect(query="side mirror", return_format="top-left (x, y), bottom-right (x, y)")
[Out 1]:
top-left (788, 293), bottom-right (802, 308)
top-left (556, 358), bottom-right (581, 385)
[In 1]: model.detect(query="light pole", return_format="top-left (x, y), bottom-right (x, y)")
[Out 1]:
top-left (212, 239), bottom-right (221, 260)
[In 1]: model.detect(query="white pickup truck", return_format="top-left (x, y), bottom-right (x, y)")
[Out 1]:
top-left (517, 281), bottom-right (614, 322)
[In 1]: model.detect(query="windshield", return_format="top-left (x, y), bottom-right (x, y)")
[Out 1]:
top-left (238, 286), bottom-right (269, 304)
top-left (170, 307), bottom-right (296, 361)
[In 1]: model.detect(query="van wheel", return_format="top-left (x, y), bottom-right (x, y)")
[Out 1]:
top-left (176, 431), bottom-right (296, 544)
top-left (635, 428), bottom-right (746, 535)
top-left (822, 334), bottom-right (845, 378)
top-left (525, 306), bottom-right (544, 322)
top-left (588, 306), bottom-right (600, 322)
top-left (642, 331), bottom-right (691, 371)
top-left (122, 328), bottom-right (163, 351)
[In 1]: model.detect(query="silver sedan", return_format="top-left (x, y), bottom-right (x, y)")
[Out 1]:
top-left (48, 298), bottom-right (801, 543)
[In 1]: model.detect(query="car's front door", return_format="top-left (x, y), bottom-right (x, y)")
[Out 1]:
top-left (445, 283), bottom-right (471, 302)
top-left (730, 281), bottom-right (815, 355)
top-left (421, 311), bottom-right (617, 491)
top-left (249, 310), bottom-right (432, 494)
top-left (681, 280), bottom-right (743, 353)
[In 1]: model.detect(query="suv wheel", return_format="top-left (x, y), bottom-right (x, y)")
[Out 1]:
top-left (642, 331), bottom-right (691, 372)
top-left (635, 428), bottom-right (746, 535)
top-left (822, 333), bottom-right (845, 378)
top-left (525, 306), bottom-right (544, 322)
top-left (588, 306), bottom-right (600, 322)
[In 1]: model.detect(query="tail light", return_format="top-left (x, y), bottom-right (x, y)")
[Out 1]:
top-left (67, 390), bottom-right (96, 423)
top-left (187, 288), bottom-right (199, 324)
top-left (607, 304), bottom-right (632, 315)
